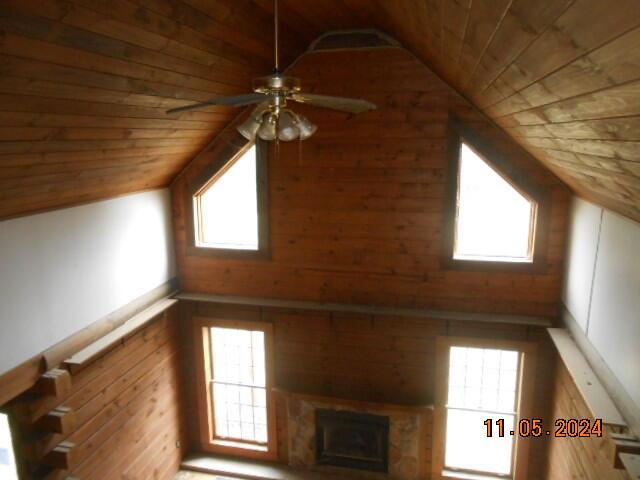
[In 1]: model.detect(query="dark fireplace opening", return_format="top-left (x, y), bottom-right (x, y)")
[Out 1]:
top-left (315, 409), bottom-right (389, 473)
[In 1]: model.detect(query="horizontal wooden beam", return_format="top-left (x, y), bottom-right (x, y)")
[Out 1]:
top-left (35, 406), bottom-right (76, 434)
top-left (34, 369), bottom-right (71, 398)
top-left (176, 292), bottom-right (553, 327)
top-left (64, 298), bottom-right (178, 373)
top-left (42, 441), bottom-right (76, 470)
top-left (0, 279), bottom-right (176, 407)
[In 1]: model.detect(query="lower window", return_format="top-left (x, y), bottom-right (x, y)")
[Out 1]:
top-left (445, 347), bottom-right (520, 477)
top-left (194, 318), bottom-right (276, 459)
top-left (434, 338), bottom-right (536, 480)
top-left (0, 413), bottom-right (18, 480)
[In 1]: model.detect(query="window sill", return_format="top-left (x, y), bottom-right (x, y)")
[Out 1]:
top-left (441, 469), bottom-right (511, 480)
top-left (212, 439), bottom-right (268, 452)
top-left (440, 256), bottom-right (548, 274)
top-left (186, 244), bottom-right (271, 260)
top-left (202, 439), bottom-right (276, 461)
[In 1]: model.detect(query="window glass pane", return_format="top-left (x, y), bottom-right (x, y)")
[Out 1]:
top-left (454, 143), bottom-right (535, 262)
top-left (445, 347), bottom-right (521, 476)
top-left (210, 326), bottom-right (268, 445)
top-left (445, 409), bottom-right (515, 475)
top-left (0, 414), bottom-right (18, 480)
top-left (447, 347), bottom-right (519, 412)
top-left (198, 145), bottom-right (259, 250)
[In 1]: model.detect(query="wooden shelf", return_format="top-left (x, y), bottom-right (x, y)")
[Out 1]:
top-left (177, 292), bottom-right (552, 327)
top-left (64, 297), bottom-right (177, 373)
top-left (620, 453), bottom-right (640, 479)
top-left (548, 328), bottom-right (627, 428)
top-left (181, 454), bottom-right (331, 480)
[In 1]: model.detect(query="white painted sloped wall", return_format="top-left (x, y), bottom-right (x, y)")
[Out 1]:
top-left (0, 190), bottom-right (176, 376)
top-left (563, 196), bottom-right (640, 425)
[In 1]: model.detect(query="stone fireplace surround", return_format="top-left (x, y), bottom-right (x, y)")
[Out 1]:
top-left (282, 391), bottom-right (431, 480)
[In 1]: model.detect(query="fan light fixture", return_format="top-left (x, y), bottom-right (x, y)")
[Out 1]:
top-left (238, 108), bottom-right (318, 142)
top-left (166, 0), bottom-right (376, 142)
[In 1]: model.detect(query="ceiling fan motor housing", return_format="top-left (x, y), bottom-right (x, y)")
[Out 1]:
top-left (253, 74), bottom-right (302, 95)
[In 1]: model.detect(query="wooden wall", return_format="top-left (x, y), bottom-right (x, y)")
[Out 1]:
top-left (172, 46), bottom-right (570, 317)
top-left (179, 300), bottom-right (556, 478)
top-left (268, 0), bottom-right (640, 224)
top-left (8, 305), bottom-right (187, 480)
top-left (544, 355), bottom-right (631, 479)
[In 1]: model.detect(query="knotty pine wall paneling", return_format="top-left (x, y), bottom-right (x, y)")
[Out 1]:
top-left (179, 300), bottom-right (557, 479)
top-left (172, 46), bottom-right (570, 317)
top-left (7, 305), bottom-right (187, 480)
top-left (544, 355), bottom-right (631, 480)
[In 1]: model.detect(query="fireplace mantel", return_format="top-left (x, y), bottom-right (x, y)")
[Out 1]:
top-left (274, 388), bottom-right (434, 413)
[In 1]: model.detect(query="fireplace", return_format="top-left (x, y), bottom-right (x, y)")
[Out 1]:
top-left (315, 409), bottom-right (390, 473)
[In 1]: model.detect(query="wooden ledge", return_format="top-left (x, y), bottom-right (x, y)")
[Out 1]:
top-left (273, 388), bottom-right (433, 413)
top-left (177, 292), bottom-right (552, 327)
top-left (181, 454), bottom-right (330, 480)
top-left (548, 328), bottom-right (627, 429)
top-left (64, 297), bottom-right (177, 373)
top-left (620, 453), bottom-right (640, 479)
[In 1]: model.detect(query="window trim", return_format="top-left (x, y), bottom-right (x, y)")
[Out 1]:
top-left (442, 118), bottom-right (550, 272)
top-left (186, 132), bottom-right (270, 260)
top-left (432, 336), bottom-right (538, 480)
top-left (192, 316), bottom-right (278, 460)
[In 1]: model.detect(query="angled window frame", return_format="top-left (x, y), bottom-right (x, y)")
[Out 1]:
top-left (442, 118), bottom-right (550, 273)
top-left (186, 132), bottom-right (270, 260)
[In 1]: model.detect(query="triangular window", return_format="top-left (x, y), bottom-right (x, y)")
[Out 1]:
top-left (454, 143), bottom-right (536, 262)
top-left (191, 139), bottom-right (269, 257)
top-left (444, 119), bottom-right (548, 269)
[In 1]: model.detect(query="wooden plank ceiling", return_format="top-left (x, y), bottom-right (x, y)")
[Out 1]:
top-left (1, 0), bottom-right (639, 222)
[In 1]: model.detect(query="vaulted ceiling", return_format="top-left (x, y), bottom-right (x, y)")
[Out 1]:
top-left (1, 0), bottom-right (639, 221)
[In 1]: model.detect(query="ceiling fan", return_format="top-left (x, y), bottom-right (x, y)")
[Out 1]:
top-left (166, 0), bottom-right (376, 142)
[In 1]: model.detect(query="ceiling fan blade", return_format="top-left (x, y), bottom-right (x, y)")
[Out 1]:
top-left (290, 93), bottom-right (377, 114)
top-left (166, 93), bottom-right (266, 114)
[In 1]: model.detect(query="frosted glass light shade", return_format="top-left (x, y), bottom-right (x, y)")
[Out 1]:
top-left (278, 111), bottom-right (299, 141)
top-left (257, 114), bottom-right (277, 141)
top-left (296, 114), bottom-right (318, 140)
top-left (237, 115), bottom-right (262, 141)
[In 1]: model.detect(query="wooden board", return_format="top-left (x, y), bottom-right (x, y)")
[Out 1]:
top-left (64, 297), bottom-right (178, 372)
top-left (176, 292), bottom-right (552, 327)
top-left (548, 328), bottom-right (627, 427)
